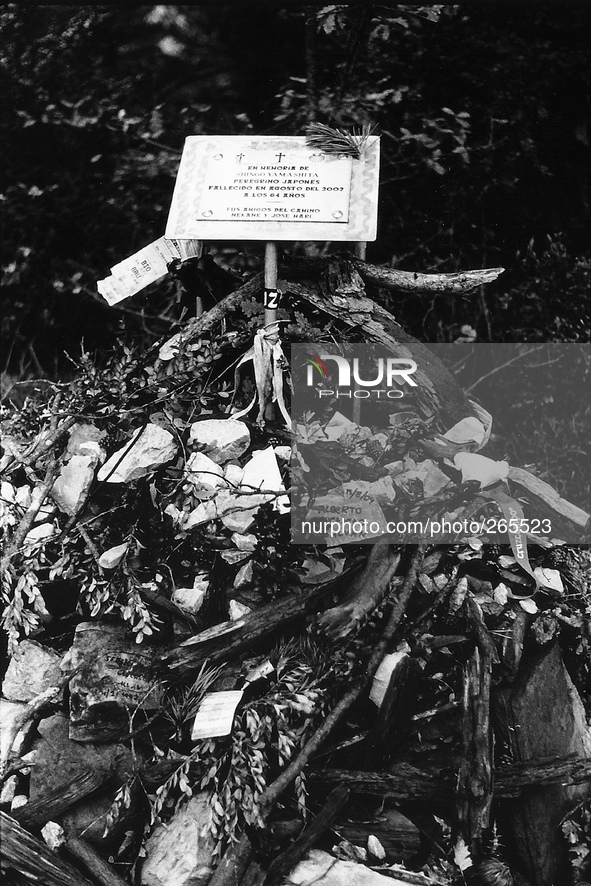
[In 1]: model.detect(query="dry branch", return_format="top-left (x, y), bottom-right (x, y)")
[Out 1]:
top-left (62, 832), bottom-right (130, 886)
top-left (355, 262), bottom-right (505, 295)
top-left (283, 254), bottom-right (504, 296)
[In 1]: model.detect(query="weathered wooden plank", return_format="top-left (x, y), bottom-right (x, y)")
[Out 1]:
top-left (0, 811), bottom-right (95, 886)
top-left (12, 768), bottom-right (110, 831)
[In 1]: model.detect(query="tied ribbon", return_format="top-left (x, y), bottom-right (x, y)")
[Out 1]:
top-left (232, 326), bottom-right (291, 427)
top-left (481, 488), bottom-right (538, 588)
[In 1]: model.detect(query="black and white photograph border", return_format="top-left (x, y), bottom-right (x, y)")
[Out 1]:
top-left (1, 5), bottom-right (590, 886)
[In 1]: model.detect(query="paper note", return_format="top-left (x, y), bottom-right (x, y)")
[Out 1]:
top-left (97, 237), bottom-right (202, 305)
top-left (191, 690), bottom-right (244, 741)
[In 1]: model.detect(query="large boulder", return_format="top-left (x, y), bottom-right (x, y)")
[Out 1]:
top-left (141, 793), bottom-right (215, 886)
top-left (23, 713), bottom-right (135, 846)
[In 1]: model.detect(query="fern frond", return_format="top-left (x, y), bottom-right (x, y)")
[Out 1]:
top-left (305, 123), bottom-right (375, 159)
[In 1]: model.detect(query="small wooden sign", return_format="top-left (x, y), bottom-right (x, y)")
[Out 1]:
top-left (166, 136), bottom-right (380, 241)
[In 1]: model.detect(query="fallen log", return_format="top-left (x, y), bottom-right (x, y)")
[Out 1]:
top-left (161, 577), bottom-right (341, 675)
top-left (0, 811), bottom-right (95, 886)
top-left (283, 253), bottom-right (505, 295)
top-left (457, 645), bottom-right (494, 854)
top-left (308, 756), bottom-right (591, 801)
top-left (508, 465), bottom-right (590, 536)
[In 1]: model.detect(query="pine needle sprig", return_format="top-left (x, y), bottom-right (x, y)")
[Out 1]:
top-left (305, 123), bottom-right (375, 159)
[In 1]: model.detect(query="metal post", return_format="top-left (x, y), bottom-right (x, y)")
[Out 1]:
top-left (264, 241), bottom-right (279, 338)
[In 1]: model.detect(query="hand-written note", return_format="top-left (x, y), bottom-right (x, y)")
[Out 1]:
top-left (197, 149), bottom-right (352, 223)
top-left (191, 690), bottom-right (244, 741)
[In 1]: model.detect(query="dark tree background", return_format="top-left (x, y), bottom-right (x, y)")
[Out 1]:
top-left (1, 3), bottom-right (589, 384)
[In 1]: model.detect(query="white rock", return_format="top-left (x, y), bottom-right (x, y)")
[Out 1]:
top-left (98, 424), bottom-right (177, 483)
top-left (98, 542), bottom-right (128, 570)
top-left (285, 850), bottom-right (407, 886)
top-left (52, 455), bottom-right (97, 516)
top-left (24, 521), bottom-right (55, 546)
top-left (233, 560), bottom-right (253, 588)
top-left (224, 463), bottom-right (244, 487)
top-left (534, 567), bottom-right (564, 594)
top-left (0, 775), bottom-right (17, 805)
top-left (2, 640), bottom-right (63, 702)
top-left (370, 645), bottom-right (410, 707)
top-left (241, 447), bottom-right (289, 513)
top-left (274, 445), bottom-right (291, 461)
top-left (229, 600), bottom-right (251, 620)
top-left (220, 502), bottom-right (258, 533)
top-left (367, 835), bottom-right (386, 860)
top-left (66, 423), bottom-right (105, 459)
top-left (188, 419), bottom-right (250, 465)
top-left (41, 821), bottom-right (66, 851)
top-left (141, 793), bottom-right (215, 886)
top-left (0, 699), bottom-right (29, 760)
top-left (185, 500), bottom-right (218, 529)
top-left (185, 452), bottom-right (224, 499)
top-left (172, 574), bottom-right (209, 616)
top-left (231, 532), bottom-right (257, 552)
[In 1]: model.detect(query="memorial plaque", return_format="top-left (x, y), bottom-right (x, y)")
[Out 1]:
top-left (166, 136), bottom-right (380, 242)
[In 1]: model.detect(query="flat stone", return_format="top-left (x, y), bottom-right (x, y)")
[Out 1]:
top-left (24, 713), bottom-right (135, 846)
top-left (2, 640), bottom-right (63, 702)
top-left (52, 455), bottom-right (98, 516)
top-left (66, 422), bottom-right (105, 458)
top-left (172, 574), bottom-right (209, 616)
top-left (141, 793), bottom-right (215, 886)
top-left (285, 850), bottom-right (408, 886)
top-left (241, 447), bottom-right (289, 514)
top-left (188, 419), bottom-right (250, 465)
top-left (0, 698), bottom-right (29, 760)
top-left (98, 424), bottom-right (177, 483)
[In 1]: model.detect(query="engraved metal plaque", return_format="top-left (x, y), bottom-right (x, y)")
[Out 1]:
top-left (166, 136), bottom-right (380, 241)
top-left (196, 149), bottom-right (352, 223)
